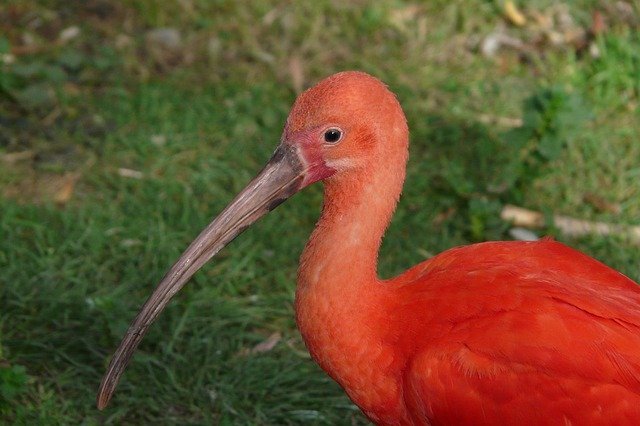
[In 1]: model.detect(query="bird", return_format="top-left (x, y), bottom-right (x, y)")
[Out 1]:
top-left (97, 71), bottom-right (640, 425)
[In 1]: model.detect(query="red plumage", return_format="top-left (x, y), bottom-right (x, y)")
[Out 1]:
top-left (290, 73), bottom-right (640, 424)
top-left (393, 240), bottom-right (640, 424)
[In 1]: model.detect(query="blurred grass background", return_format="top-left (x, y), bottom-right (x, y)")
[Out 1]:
top-left (1, 0), bottom-right (639, 424)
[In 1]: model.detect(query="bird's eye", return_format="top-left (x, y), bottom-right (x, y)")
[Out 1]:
top-left (323, 128), bottom-right (343, 144)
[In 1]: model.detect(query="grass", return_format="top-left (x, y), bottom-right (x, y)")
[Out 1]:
top-left (1, 0), bottom-right (639, 424)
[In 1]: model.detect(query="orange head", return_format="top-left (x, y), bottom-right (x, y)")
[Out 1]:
top-left (282, 71), bottom-right (409, 188)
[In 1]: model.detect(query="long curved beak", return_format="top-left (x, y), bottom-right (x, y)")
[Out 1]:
top-left (97, 143), bottom-right (306, 409)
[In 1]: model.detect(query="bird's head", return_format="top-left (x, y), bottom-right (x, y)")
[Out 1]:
top-left (96, 71), bottom-right (408, 409)
top-left (282, 71), bottom-right (408, 188)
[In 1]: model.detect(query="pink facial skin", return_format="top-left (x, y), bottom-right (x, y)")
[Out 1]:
top-left (283, 126), bottom-right (337, 189)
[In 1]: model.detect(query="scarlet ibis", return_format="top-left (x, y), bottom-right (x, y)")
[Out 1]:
top-left (97, 71), bottom-right (640, 424)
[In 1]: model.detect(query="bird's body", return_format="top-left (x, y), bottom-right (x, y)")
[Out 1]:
top-left (98, 71), bottom-right (640, 425)
top-left (298, 239), bottom-right (640, 424)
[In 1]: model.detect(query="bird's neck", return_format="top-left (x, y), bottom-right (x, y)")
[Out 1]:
top-left (294, 159), bottom-right (406, 410)
top-left (298, 169), bottom-right (401, 289)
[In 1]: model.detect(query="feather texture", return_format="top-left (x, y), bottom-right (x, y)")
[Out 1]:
top-left (292, 72), bottom-right (640, 425)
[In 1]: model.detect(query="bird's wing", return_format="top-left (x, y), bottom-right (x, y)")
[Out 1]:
top-left (391, 240), bottom-right (640, 424)
top-left (402, 339), bottom-right (640, 425)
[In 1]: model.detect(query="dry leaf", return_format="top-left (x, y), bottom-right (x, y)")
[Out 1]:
top-left (504, 1), bottom-right (527, 27)
top-left (476, 114), bottom-right (523, 127)
top-left (480, 32), bottom-right (525, 58)
top-left (263, 7), bottom-right (280, 26)
top-left (59, 26), bottom-right (81, 44)
top-left (118, 168), bottom-right (144, 179)
top-left (150, 134), bottom-right (167, 146)
top-left (251, 332), bottom-right (281, 354)
top-left (583, 193), bottom-right (621, 215)
top-left (432, 207), bottom-right (456, 226)
top-left (120, 239), bottom-right (143, 248)
top-left (530, 10), bottom-right (552, 30)
top-left (54, 173), bottom-right (78, 205)
top-left (1, 150), bottom-right (35, 163)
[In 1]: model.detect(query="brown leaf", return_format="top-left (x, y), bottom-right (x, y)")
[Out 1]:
top-left (432, 207), bottom-right (456, 226)
top-left (1, 150), bottom-right (35, 164)
top-left (54, 173), bottom-right (78, 205)
top-left (583, 192), bottom-right (621, 215)
top-left (251, 332), bottom-right (281, 354)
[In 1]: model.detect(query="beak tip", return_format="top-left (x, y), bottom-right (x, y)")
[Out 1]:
top-left (96, 393), bottom-right (111, 410)
top-left (96, 380), bottom-right (113, 410)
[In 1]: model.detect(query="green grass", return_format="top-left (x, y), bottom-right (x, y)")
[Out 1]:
top-left (2, 0), bottom-right (639, 424)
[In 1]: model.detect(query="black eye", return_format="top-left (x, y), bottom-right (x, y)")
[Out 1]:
top-left (324, 128), bottom-right (342, 143)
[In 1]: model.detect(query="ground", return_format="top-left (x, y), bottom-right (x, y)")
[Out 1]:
top-left (1, 1), bottom-right (639, 424)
